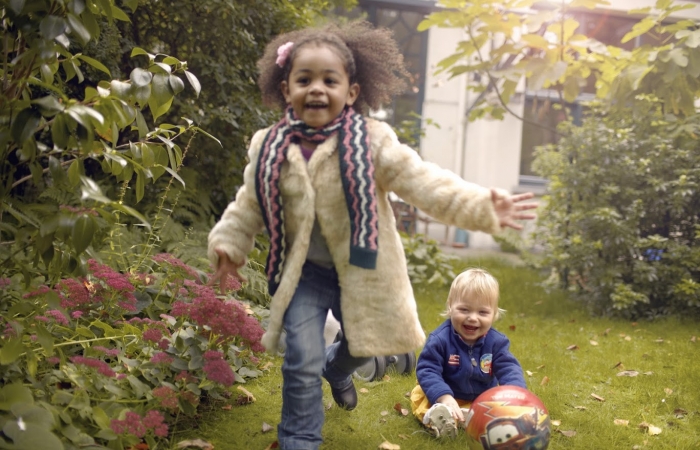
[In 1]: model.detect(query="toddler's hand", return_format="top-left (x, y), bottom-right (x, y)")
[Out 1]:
top-left (209, 249), bottom-right (246, 294)
top-left (437, 395), bottom-right (466, 423)
top-left (491, 189), bottom-right (538, 230)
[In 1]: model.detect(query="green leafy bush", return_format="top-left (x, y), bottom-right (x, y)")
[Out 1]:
top-left (532, 98), bottom-right (700, 319)
top-left (401, 233), bottom-right (457, 286)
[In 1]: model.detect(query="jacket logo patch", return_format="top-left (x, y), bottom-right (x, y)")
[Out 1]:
top-left (448, 354), bottom-right (460, 366)
top-left (480, 353), bottom-right (493, 374)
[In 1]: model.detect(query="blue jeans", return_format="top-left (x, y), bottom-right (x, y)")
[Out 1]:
top-left (277, 262), bottom-right (371, 450)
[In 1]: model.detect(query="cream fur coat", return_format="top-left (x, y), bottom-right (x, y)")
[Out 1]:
top-left (208, 118), bottom-right (505, 357)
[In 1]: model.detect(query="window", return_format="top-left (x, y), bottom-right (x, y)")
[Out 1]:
top-left (353, 0), bottom-right (436, 126)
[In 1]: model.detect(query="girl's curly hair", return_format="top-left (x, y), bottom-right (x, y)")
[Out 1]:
top-left (257, 20), bottom-right (409, 114)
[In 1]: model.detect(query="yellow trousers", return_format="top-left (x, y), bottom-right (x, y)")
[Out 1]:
top-left (409, 384), bottom-right (472, 423)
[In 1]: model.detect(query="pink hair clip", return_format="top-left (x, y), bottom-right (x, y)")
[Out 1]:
top-left (276, 41), bottom-right (294, 68)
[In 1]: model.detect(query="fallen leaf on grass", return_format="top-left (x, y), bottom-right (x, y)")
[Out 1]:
top-left (639, 422), bottom-right (663, 435)
top-left (643, 371), bottom-right (653, 375)
top-left (573, 406), bottom-right (587, 411)
top-left (614, 419), bottom-right (629, 426)
top-left (264, 442), bottom-right (279, 450)
top-left (509, 325), bottom-right (516, 331)
top-left (359, 388), bottom-right (369, 394)
top-left (617, 370), bottom-right (639, 377)
top-left (262, 422), bottom-right (273, 433)
top-left (378, 440), bottom-right (400, 449)
top-left (674, 408), bottom-right (688, 418)
top-left (691, 336), bottom-right (696, 343)
top-left (393, 402), bottom-right (409, 416)
top-left (236, 386), bottom-right (256, 402)
top-left (654, 339), bottom-right (664, 343)
top-left (260, 362), bottom-right (273, 371)
top-left (589, 340), bottom-right (598, 346)
top-left (624, 336), bottom-right (632, 341)
top-left (381, 410), bottom-right (389, 416)
top-left (221, 404), bottom-right (232, 410)
top-left (551, 420), bottom-right (561, 427)
top-left (326, 401), bottom-right (333, 410)
top-left (612, 361), bottom-right (623, 369)
top-left (536, 364), bottom-right (545, 370)
top-left (526, 370), bottom-right (534, 377)
top-left (382, 375), bottom-right (391, 381)
top-left (558, 430), bottom-right (576, 437)
top-left (590, 393), bottom-right (605, 402)
top-left (398, 434), bottom-right (410, 440)
top-left (175, 439), bottom-right (214, 450)
top-left (664, 388), bottom-right (673, 395)
top-left (566, 344), bottom-right (579, 351)
top-left (540, 376), bottom-right (549, 386)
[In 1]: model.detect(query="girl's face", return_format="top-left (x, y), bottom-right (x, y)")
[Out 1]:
top-left (449, 295), bottom-right (495, 346)
top-left (281, 45), bottom-right (359, 129)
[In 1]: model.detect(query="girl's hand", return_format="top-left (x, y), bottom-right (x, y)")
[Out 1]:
top-left (491, 189), bottom-right (538, 230)
top-left (209, 249), bottom-right (247, 294)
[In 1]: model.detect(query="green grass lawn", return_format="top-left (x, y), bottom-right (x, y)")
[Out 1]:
top-left (174, 257), bottom-right (700, 450)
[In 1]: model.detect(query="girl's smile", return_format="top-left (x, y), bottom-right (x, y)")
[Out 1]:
top-left (281, 45), bottom-right (359, 130)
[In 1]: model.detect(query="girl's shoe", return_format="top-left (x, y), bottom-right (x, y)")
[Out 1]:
top-left (423, 403), bottom-right (457, 439)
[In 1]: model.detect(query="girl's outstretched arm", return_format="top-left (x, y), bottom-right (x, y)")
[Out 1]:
top-left (490, 189), bottom-right (538, 230)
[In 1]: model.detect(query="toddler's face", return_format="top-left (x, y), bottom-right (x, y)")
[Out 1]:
top-left (281, 45), bottom-right (359, 129)
top-left (449, 295), bottom-right (495, 345)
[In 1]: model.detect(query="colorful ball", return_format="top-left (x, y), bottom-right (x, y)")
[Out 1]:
top-left (464, 386), bottom-right (551, 450)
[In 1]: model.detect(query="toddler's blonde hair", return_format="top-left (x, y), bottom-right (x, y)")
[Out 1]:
top-left (444, 268), bottom-right (505, 320)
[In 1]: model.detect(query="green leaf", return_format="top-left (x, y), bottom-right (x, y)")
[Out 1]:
top-left (135, 109), bottom-right (148, 138)
top-left (131, 46), bottom-right (154, 60)
top-left (40, 15), bottom-right (67, 40)
top-left (32, 96), bottom-right (65, 117)
top-left (8, 0), bottom-right (25, 14)
top-left (184, 70), bottom-right (201, 97)
top-left (11, 108), bottom-right (41, 144)
top-left (130, 67), bottom-right (152, 87)
top-left (48, 156), bottom-right (69, 187)
top-left (135, 169), bottom-right (145, 202)
top-left (163, 166), bottom-right (185, 188)
top-left (0, 339), bottom-right (24, 365)
top-left (127, 375), bottom-right (149, 398)
top-left (3, 421), bottom-right (65, 450)
top-left (11, 403), bottom-right (55, 430)
top-left (91, 406), bottom-right (111, 430)
top-left (66, 13), bottom-right (91, 45)
top-left (67, 159), bottom-right (82, 186)
top-left (169, 74), bottom-right (185, 95)
top-left (72, 214), bottom-right (95, 254)
top-left (76, 54), bottom-right (111, 76)
top-left (622, 17), bottom-right (656, 44)
top-left (110, 79), bottom-right (132, 100)
top-left (80, 176), bottom-right (112, 203)
top-left (0, 384), bottom-right (33, 411)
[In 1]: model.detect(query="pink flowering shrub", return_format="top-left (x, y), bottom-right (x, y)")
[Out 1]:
top-left (0, 252), bottom-right (269, 449)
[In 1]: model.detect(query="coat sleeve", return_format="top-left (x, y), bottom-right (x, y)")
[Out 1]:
top-left (416, 332), bottom-right (454, 405)
top-left (207, 128), bottom-right (268, 268)
top-left (370, 119), bottom-right (504, 235)
top-left (492, 336), bottom-right (527, 389)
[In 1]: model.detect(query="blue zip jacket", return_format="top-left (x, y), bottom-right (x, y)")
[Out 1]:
top-left (416, 320), bottom-right (526, 405)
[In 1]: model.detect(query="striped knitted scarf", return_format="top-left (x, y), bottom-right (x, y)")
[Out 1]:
top-left (255, 106), bottom-right (379, 295)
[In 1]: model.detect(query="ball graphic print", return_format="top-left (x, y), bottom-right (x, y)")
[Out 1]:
top-left (464, 386), bottom-right (551, 450)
